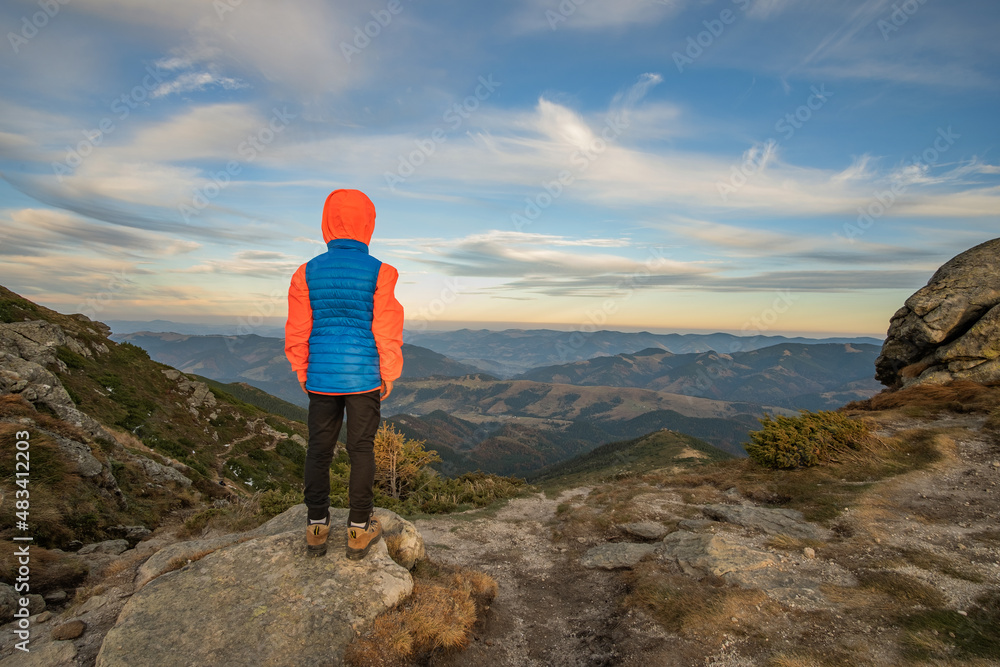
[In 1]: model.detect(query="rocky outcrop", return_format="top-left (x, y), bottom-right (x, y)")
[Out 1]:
top-left (876, 238), bottom-right (1000, 388)
top-left (161, 369), bottom-right (217, 413)
top-left (0, 320), bottom-right (115, 442)
top-left (659, 530), bottom-right (776, 577)
top-left (98, 505), bottom-right (419, 667)
top-left (135, 505), bottom-right (425, 589)
top-left (702, 504), bottom-right (825, 541)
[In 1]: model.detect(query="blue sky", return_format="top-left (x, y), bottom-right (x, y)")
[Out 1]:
top-left (0, 0), bottom-right (997, 337)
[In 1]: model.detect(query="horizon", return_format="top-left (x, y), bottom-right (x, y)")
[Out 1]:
top-left (0, 1), bottom-right (996, 336)
top-left (100, 314), bottom-right (885, 341)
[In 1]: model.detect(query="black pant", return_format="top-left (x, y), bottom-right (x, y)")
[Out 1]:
top-left (304, 389), bottom-right (380, 525)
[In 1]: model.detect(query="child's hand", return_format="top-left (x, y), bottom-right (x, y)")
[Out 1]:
top-left (299, 380), bottom-right (307, 393)
top-left (380, 380), bottom-right (393, 400)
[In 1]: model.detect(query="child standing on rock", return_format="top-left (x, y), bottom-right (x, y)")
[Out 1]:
top-left (284, 189), bottom-right (404, 559)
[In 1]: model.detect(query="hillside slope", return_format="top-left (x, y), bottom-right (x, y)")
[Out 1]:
top-left (0, 286), bottom-right (310, 536)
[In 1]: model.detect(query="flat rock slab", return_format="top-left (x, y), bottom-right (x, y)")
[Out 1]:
top-left (580, 543), bottom-right (657, 569)
top-left (702, 504), bottom-right (823, 540)
top-left (136, 506), bottom-right (424, 589)
top-left (0, 639), bottom-right (76, 667)
top-left (659, 530), bottom-right (776, 577)
top-left (98, 531), bottom-right (412, 667)
top-left (619, 521), bottom-right (669, 540)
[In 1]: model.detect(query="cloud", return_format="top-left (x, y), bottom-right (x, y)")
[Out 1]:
top-left (151, 71), bottom-right (247, 99)
top-left (176, 249), bottom-right (301, 277)
top-left (0, 208), bottom-right (201, 258)
top-left (511, 0), bottom-right (683, 32)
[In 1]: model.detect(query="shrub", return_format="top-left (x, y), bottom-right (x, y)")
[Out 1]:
top-left (259, 489), bottom-right (300, 518)
top-left (374, 423), bottom-right (441, 500)
top-left (745, 410), bottom-right (876, 469)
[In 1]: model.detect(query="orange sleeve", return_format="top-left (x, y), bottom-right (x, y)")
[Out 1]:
top-left (284, 263), bottom-right (312, 383)
top-left (372, 262), bottom-right (404, 382)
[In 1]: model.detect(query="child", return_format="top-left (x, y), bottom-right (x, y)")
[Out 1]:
top-left (285, 189), bottom-right (404, 559)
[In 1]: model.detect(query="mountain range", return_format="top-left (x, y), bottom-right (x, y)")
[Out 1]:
top-left (405, 328), bottom-right (882, 377)
top-left (516, 343), bottom-right (882, 410)
top-left (112, 329), bottom-right (883, 470)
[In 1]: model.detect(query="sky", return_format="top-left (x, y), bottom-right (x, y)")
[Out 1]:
top-left (0, 0), bottom-right (997, 338)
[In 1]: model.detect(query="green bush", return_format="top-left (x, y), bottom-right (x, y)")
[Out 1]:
top-left (259, 489), bottom-right (301, 518)
top-left (745, 410), bottom-right (874, 469)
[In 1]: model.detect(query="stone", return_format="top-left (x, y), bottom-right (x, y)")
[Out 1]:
top-left (96, 531), bottom-right (412, 667)
top-left (0, 638), bottom-right (76, 666)
top-left (677, 519), bottom-right (716, 531)
top-left (702, 504), bottom-right (824, 540)
top-left (77, 593), bottom-right (111, 615)
top-left (51, 433), bottom-right (103, 478)
top-left (136, 505), bottom-right (424, 589)
top-left (127, 453), bottom-right (192, 487)
top-left (78, 539), bottom-right (129, 556)
top-left (803, 547), bottom-right (816, 559)
top-left (876, 238), bottom-right (1000, 387)
top-left (619, 521), bottom-right (669, 540)
top-left (0, 583), bottom-right (17, 624)
top-left (34, 610), bottom-right (52, 623)
top-left (659, 530), bottom-right (776, 577)
top-left (124, 526), bottom-right (152, 546)
top-left (43, 590), bottom-right (68, 604)
top-left (161, 369), bottom-right (182, 381)
top-left (0, 348), bottom-right (114, 442)
top-left (580, 543), bottom-right (658, 569)
top-left (52, 619), bottom-right (87, 640)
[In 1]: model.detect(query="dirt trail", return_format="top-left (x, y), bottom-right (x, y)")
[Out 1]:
top-left (414, 489), bottom-right (664, 666)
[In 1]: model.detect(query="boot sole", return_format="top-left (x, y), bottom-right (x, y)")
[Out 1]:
top-left (345, 531), bottom-right (381, 561)
top-left (306, 542), bottom-right (328, 558)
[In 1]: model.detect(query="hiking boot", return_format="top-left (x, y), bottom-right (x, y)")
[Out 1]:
top-left (346, 517), bottom-right (382, 561)
top-left (306, 513), bottom-right (330, 558)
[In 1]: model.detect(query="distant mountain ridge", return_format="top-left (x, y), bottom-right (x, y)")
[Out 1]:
top-left (405, 328), bottom-right (883, 377)
top-left (516, 343), bottom-right (882, 410)
top-left (111, 332), bottom-right (481, 407)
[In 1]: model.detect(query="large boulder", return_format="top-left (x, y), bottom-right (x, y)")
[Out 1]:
top-left (98, 507), bottom-right (417, 667)
top-left (876, 238), bottom-right (1000, 388)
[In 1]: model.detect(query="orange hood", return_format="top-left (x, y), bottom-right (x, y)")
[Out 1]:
top-left (322, 189), bottom-right (376, 245)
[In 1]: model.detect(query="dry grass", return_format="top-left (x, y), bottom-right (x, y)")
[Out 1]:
top-left (163, 547), bottom-right (217, 575)
top-left (765, 534), bottom-right (825, 552)
top-left (846, 380), bottom-right (1000, 415)
top-left (177, 492), bottom-right (265, 538)
top-left (622, 563), bottom-right (778, 646)
top-left (344, 559), bottom-right (497, 666)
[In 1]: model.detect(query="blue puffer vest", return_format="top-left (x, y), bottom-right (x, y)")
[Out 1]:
top-left (304, 238), bottom-right (383, 394)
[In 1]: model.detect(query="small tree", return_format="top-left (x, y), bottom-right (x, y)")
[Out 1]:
top-left (374, 423), bottom-right (441, 500)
